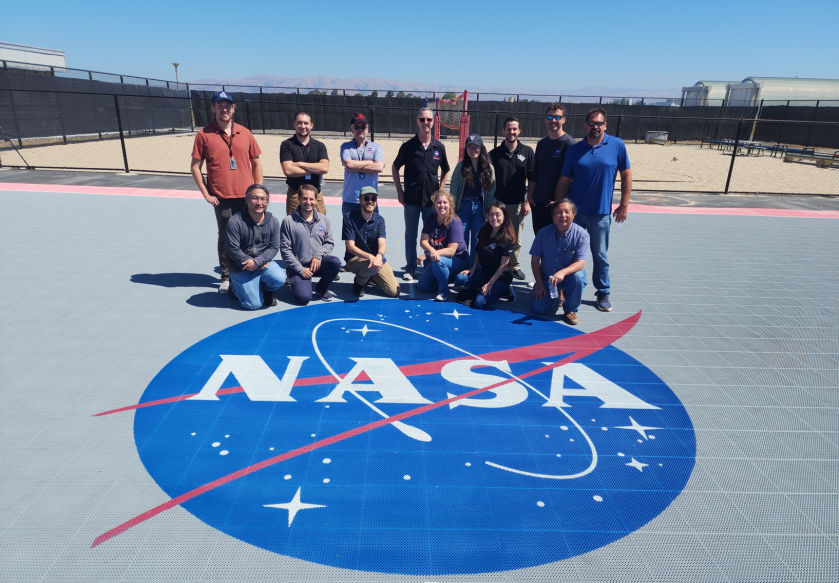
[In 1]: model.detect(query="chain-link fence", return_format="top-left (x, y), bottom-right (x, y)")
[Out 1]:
top-left (1, 89), bottom-right (837, 197)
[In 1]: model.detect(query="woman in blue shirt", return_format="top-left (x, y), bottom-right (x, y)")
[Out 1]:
top-left (417, 190), bottom-right (470, 301)
top-left (456, 202), bottom-right (517, 308)
top-left (449, 134), bottom-right (496, 264)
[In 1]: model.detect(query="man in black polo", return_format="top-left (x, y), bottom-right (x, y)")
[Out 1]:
top-left (490, 116), bottom-right (534, 280)
top-left (280, 111), bottom-right (329, 215)
top-left (392, 107), bottom-right (451, 280)
top-left (527, 103), bottom-right (575, 236)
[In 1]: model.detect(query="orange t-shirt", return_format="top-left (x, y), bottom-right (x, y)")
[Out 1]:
top-left (192, 122), bottom-right (262, 199)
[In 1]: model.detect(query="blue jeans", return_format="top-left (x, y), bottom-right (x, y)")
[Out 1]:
top-left (574, 213), bottom-right (610, 295)
top-left (417, 253), bottom-right (470, 294)
top-left (229, 261), bottom-right (287, 310)
top-left (456, 199), bottom-right (484, 264)
top-left (455, 268), bottom-right (511, 308)
top-left (342, 202), bottom-right (379, 217)
top-left (403, 204), bottom-right (435, 274)
top-left (530, 271), bottom-right (586, 315)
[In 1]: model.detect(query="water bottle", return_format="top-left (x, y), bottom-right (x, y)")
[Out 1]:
top-left (549, 282), bottom-right (559, 299)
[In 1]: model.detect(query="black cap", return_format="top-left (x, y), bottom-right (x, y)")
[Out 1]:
top-left (350, 113), bottom-right (368, 126)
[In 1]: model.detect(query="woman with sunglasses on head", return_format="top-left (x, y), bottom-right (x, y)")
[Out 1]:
top-left (455, 201), bottom-right (517, 308)
top-left (417, 190), bottom-right (470, 301)
top-left (449, 134), bottom-right (496, 264)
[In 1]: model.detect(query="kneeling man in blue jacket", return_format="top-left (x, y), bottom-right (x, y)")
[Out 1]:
top-left (225, 184), bottom-right (287, 309)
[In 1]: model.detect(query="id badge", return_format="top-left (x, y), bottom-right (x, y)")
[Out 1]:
top-left (305, 174), bottom-right (311, 180)
top-left (229, 157), bottom-right (237, 170)
top-left (359, 172), bottom-right (365, 180)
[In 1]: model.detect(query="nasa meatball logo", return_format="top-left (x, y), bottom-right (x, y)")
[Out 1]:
top-left (95, 301), bottom-right (695, 575)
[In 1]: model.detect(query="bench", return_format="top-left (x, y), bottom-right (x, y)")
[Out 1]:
top-left (783, 149), bottom-right (839, 168)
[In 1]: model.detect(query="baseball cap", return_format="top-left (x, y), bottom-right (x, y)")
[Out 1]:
top-left (465, 134), bottom-right (483, 147)
top-left (360, 186), bottom-right (378, 197)
top-left (212, 91), bottom-right (234, 104)
top-left (350, 113), bottom-right (368, 126)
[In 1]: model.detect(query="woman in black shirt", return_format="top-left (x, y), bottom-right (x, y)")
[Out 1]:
top-left (455, 201), bottom-right (517, 308)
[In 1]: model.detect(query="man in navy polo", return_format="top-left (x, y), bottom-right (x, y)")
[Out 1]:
top-left (340, 113), bottom-right (385, 217)
top-left (555, 107), bottom-right (631, 313)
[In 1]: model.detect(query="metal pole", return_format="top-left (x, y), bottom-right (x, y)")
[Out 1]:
top-left (370, 107), bottom-right (375, 142)
top-left (114, 94), bottom-right (130, 173)
top-left (724, 119), bottom-right (743, 194)
top-left (493, 111), bottom-right (499, 149)
top-left (615, 115), bottom-right (622, 138)
top-left (246, 101), bottom-right (252, 131)
top-left (88, 70), bottom-right (93, 81)
top-left (173, 63), bottom-right (180, 90)
top-left (804, 101), bottom-right (819, 148)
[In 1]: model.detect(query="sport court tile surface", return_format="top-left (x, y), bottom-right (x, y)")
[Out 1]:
top-left (0, 180), bottom-right (837, 583)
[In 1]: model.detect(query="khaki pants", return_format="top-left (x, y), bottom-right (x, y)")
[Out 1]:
top-left (286, 187), bottom-right (327, 215)
top-left (507, 202), bottom-right (526, 270)
top-left (346, 256), bottom-right (400, 297)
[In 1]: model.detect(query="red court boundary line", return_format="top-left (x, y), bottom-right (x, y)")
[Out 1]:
top-left (91, 311), bottom-right (640, 547)
top-left (2, 182), bottom-right (838, 217)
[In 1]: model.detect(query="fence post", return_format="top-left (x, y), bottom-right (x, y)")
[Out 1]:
top-left (246, 101), bottom-right (252, 131)
top-left (641, 97), bottom-right (645, 106)
top-left (804, 101), bottom-right (819, 148)
top-left (370, 107), bottom-right (375, 142)
top-left (599, 96), bottom-right (603, 104)
top-left (120, 75), bottom-right (124, 84)
top-left (724, 119), bottom-right (743, 194)
top-left (493, 111), bottom-right (499, 149)
top-left (113, 94), bottom-right (130, 173)
top-left (615, 115), bottom-right (622, 138)
top-left (88, 71), bottom-right (93, 81)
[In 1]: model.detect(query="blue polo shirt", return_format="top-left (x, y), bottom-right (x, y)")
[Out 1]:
top-left (342, 208), bottom-right (387, 262)
top-left (529, 222), bottom-right (589, 279)
top-left (562, 134), bottom-right (630, 215)
top-left (340, 139), bottom-right (385, 203)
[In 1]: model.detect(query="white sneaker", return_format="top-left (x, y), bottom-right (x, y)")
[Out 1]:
top-left (402, 272), bottom-right (415, 281)
top-left (219, 279), bottom-right (231, 293)
top-left (527, 281), bottom-right (536, 289)
top-left (434, 290), bottom-right (450, 302)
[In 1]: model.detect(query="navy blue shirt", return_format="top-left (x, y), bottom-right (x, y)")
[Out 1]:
top-left (461, 166), bottom-right (483, 203)
top-left (422, 215), bottom-right (469, 259)
top-left (342, 209), bottom-right (387, 263)
top-left (532, 134), bottom-right (576, 204)
top-left (529, 222), bottom-right (590, 278)
top-left (562, 134), bottom-right (630, 215)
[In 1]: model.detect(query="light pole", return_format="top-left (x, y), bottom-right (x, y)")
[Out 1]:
top-left (172, 63), bottom-right (180, 90)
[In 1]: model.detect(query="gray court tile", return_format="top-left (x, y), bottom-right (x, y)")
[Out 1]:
top-left (764, 534), bottom-right (839, 583)
top-left (752, 459), bottom-right (837, 493)
top-left (698, 534), bottom-right (798, 583)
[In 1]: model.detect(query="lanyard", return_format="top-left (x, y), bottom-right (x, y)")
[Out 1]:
top-left (217, 121), bottom-right (235, 158)
top-left (356, 140), bottom-right (367, 161)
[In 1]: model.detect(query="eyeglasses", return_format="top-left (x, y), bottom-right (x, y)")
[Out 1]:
top-left (249, 196), bottom-right (268, 203)
top-left (352, 124), bottom-right (367, 130)
top-left (586, 121), bottom-right (606, 127)
top-left (418, 118), bottom-right (434, 123)
top-left (362, 195), bottom-right (378, 202)
top-left (546, 115), bottom-right (564, 121)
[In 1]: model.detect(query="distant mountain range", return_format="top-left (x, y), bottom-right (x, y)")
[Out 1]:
top-left (187, 74), bottom-right (682, 98)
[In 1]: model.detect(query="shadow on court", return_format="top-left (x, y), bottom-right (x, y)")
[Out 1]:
top-left (131, 273), bottom-right (220, 288)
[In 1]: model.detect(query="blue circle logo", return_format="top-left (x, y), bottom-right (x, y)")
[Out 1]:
top-left (119, 301), bottom-right (694, 575)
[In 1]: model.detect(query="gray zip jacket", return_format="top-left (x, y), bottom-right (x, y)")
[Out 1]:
top-left (225, 210), bottom-right (281, 273)
top-left (280, 208), bottom-right (335, 276)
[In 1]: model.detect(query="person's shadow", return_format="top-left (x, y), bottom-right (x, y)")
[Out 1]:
top-left (130, 273), bottom-right (220, 288)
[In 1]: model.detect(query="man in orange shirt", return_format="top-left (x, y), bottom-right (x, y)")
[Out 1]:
top-left (191, 91), bottom-right (263, 294)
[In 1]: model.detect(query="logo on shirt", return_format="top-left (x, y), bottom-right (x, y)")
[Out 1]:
top-left (367, 148), bottom-right (373, 152)
top-left (517, 154), bottom-right (526, 162)
top-left (553, 148), bottom-right (562, 157)
top-left (489, 243), bottom-right (497, 249)
top-left (433, 150), bottom-right (440, 160)
top-left (318, 225), bottom-right (324, 232)
top-left (96, 302), bottom-right (695, 576)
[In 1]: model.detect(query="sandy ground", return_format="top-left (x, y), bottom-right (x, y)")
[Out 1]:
top-left (2, 132), bottom-right (837, 196)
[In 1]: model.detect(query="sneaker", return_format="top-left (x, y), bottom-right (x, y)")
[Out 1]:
top-left (527, 281), bottom-right (536, 289)
top-left (218, 279), bottom-right (230, 294)
top-left (352, 282), bottom-right (365, 298)
top-left (512, 269), bottom-right (527, 281)
top-left (434, 290), bottom-right (450, 302)
top-left (317, 289), bottom-right (334, 302)
top-left (595, 292), bottom-right (612, 312)
top-left (402, 271), bottom-right (415, 281)
top-left (564, 311), bottom-right (578, 325)
top-left (334, 275), bottom-right (341, 281)
top-left (505, 287), bottom-right (517, 303)
top-left (262, 289), bottom-right (277, 308)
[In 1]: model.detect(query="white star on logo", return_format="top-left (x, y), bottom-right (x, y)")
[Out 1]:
top-left (616, 416), bottom-right (661, 440)
top-left (264, 487), bottom-right (326, 526)
top-left (626, 458), bottom-right (648, 472)
top-left (349, 324), bottom-right (380, 337)
top-left (441, 309), bottom-right (471, 320)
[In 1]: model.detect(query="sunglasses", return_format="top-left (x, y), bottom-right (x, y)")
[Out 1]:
top-left (418, 118), bottom-right (434, 123)
top-left (586, 121), bottom-right (606, 127)
top-left (546, 115), bottom-right (564, 121)
top-left (362, 195), bottom-right (378, 202)
top-left (352, 124), bottom-right (367, 130)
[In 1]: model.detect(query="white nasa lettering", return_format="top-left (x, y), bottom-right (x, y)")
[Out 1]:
top-left (542, 363), bottom-right (660, 409)
top-left (187, 356), bottom-right (308, 402)
top-left (316, 358), bottom-right (432, 404)
top-left (441, 360), bottom-right (528, 409)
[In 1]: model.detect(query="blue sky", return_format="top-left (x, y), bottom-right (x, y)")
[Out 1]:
top-left (2, 0), bottom-right (836, 93)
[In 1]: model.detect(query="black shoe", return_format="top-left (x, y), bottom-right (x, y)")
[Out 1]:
top-left (262, 289), bottom-right (277, 308)
top-left (512, 269), bottom-right (527, 281)
top-left (352, 282), bottom-right (365, 297)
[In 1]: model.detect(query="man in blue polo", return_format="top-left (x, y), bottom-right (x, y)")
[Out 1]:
top-left (340, 113), bottom-right (385, 217)
top-left (555, 107), bottom-right (631, 313)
